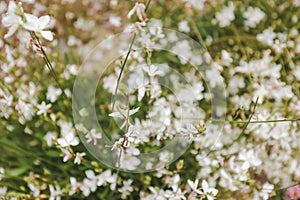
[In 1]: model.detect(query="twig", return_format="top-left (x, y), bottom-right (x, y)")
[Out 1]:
top-left (112, 33), bottom-right (136, 111)
top-left (207, 97), bottom-right (260, 155)
top-left (30, 32), bottom-right (67, 99)
top-left (111, 0), bottom-right (152, 111)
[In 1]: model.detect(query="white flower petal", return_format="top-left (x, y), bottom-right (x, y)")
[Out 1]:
top-left (38, 15), bottom-right (50, 29)
top-left (8, 1), bottom-right (17, 13)
top-left (138, 87), bottom-right (146, 101)
top-left (109, 111), bottom-right (123, 118)
top-left (70, 137), bottom-right (79, 146)
top-left (129, 107), bottom-right (140, 116)
top-left (85, 170), bottom-right (95, 179)
top-left (207, 195), bottom-right (214, 200)
top-left (41, 30), bottom-right (53, 41)
top-left (127, 6), bottom-right (136, 19)
top-left (57, 138), bottom-right (68, 147)
top-left (202, 180), bottom-right (209, 193)
top-left (4, 24), bottom-right (18, 38)
top-left (2, 15), bottom-right (19, 27)
top-left (23, 13), bottom-right (38, 31)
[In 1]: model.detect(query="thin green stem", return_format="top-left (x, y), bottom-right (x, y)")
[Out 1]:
top-left (112, 33), bottom-right (136, 111)
top-left (230, 24), bottom-right (248, 59)
top-left (174, 117), bottom-right (299, 124)
top-left (213, 118), bottom-right (300, 124)
top-left (208, 97), bottom-right (260, 155)
top-left (30, 32), bottom-right (67, 99)
top-left (234, 96), bottom-right (259, 141)
top-left (145, 0), bottom-right (152, 12)
top-left (189, 18), bottom-right (208, 52)
top-left (112, 0), bottom-right (152, 111)
top-left (115, 0), bottom-right (151, 175)
top-left (116, 103), bottom-right (131, 175)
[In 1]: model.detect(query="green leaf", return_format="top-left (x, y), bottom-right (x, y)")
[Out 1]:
top-left (7, 168), bottom-right (27, 177)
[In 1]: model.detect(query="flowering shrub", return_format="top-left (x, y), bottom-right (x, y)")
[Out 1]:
top-left (1, 0), bottom-right (300, 199)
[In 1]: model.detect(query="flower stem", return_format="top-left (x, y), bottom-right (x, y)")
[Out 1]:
top-left (29, 32), bottom-right (67, 99)
top-left (112, 0), bottom-right (151, 111)
top-left (112, 33), bottom-right (136, 111)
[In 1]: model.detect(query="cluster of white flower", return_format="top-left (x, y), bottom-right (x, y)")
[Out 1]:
top-left (1, 0), bottom-right (300, 199)
top-left (2, 1), bottom-right (54, 41)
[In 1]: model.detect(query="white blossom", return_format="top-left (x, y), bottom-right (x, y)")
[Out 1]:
top-left (2, 1), bottom-right (23, 38)
top-left (178, 20), bottom-right (190, 33)
top-left (199, 180), bottom-right (218, 200)
top-left (44, 131), bottom-right (57, 146)
top-left (215, 2), bottom-right (235, 27)
top-left (22, 13), bottom-right (54, 41)
top-left (49, 184), bottom-right (61, 200)
top-left (74, 152), bottom-right (86, 165)
top-left (47, 85), bottom-right (62, 103)
top-left (127, 3), bottom-right (147, 22)
top-left (257, 28), bottom-right (276, 46)
top-left (36, 101), bottom-right (51, 116)
top-left (57, 132), bottom-right (79, 147)
top-left (243, 7), bottom-right (265, 27)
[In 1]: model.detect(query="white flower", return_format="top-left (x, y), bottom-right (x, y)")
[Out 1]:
top-left (15, 99), bottom-right (35, 121)
top-left (118, 179), bottom-right (133, 198)
top-left (0, 187), bottom-right (7, 196)
top-left (178, 20), bottom-right (190, 33)
top-left (215, 2), bottom-right (235, 27)
top-left (49, 184), bottom-right (61, 200)
top-left (294, 0), bottom-right (300, 6)
top-left (205, 64), bottom-right (224, 88)
top-left (85, 129), bottom-right (102, 145)
top-left (127, 69), bottom-right (149, 101)
top-left (187, 179), bottom-right (201, 194)
top-left (36, 101), bottom-right (51, 116)
top-left (57, 132), bottom-right (79, 147)
top-left (221, 50), bottom-right (232, 66)
top-left (110, 138), bottom-right (125, 151)
top-left (109, 15), bottom-right (121, 27)
top-left (61, 148), bottom-right (72, 162)
top-left (243, 7), bottom-right (265, 28)
top-left (171, 40), bottom-right (193, 64)
top-left (294, 65), bottom-right (300, 81)
top-left (97, 169), bottom-right (117, 189)
top-left (109, 107), bottom-right (140, 118)
top-left (143, 64), bottom-right (164, 77)
top-left (257, 28), bottom-right (276, 46)
top-left (22, 0), bottom-right (35, 3)
top-left (173, 188), bottom-right (187, 200)
top-left (69, 177), bottom-right (79, 195)
top-left (2, 1), bottom-right (23, 38)
top-left (103, 74), bottom-right (118, 94)
top-left (28, 183), bottom-right (40, 197)
top-left (127, 3), bottom-right (147, 22)
top-left (22, 13), bottom-right (54, 41)
top-left (238, 149), bottom-right (262, 170)
top-left (44, 131), bottom-right (57, 146)
top-left (260, 182), bottom-right (274, 200)
top-left (182, 0), bottom-right (206, 10)
top-left (80, 170), bottom-right (99, 196)
top-left (0, 168), bottom-right (4, 181)
top-left (47, 85), bottom-right (62, 103)
top-left (109, 107), bottom-right (140, 129)
top-left (74, 152), bottom-right (86, 165)
top-left (119, 154), bottom-right (141, 170)
top-left (199, 180), bottom-right (218, 200)
top-left (149, 26), bottom-right (165, 38)
top-left (79, 108), bottom-right (88, 117)
top-left (58, 120), bottom-right (76, 138)
top-left (159, 151), bottom-right (171, 163)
